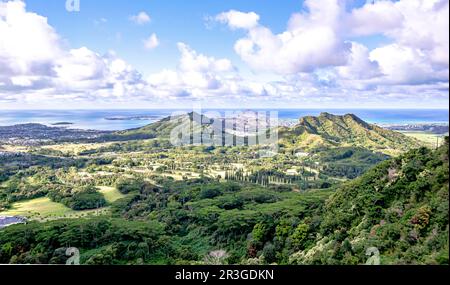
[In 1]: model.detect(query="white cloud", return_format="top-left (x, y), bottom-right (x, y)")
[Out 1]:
top-left (346, 1), bottom-right (403, 36)
top-left (217, 0), bottom-right (352, 74)
top-left (143, 33), bottom-right (160, 50)
top-left (54, 47), bottom-right (105, 83)
top-left (94, 18), bottom-right (108, 26)
top-left (337, 42), bottom-right (381, 80)
top-left (344, 0), bottom-right (449, 86)
top-left (389, 0), bottom-right (449, 67)
top-left (348, 0), bottom-right (449, 68)
top-left (177, 43), bottom-right (233, 73)
top-left (0, 1), bottom-right (145, 102)
top-left (0, 0), bottom-right (62, 76)
top-left (130, 11), bottom-right (151, 25)
top-left (370, 44), bottom-right (447, 85)
top-left (10, 76), bottom-right (38, 87)
top-left (215, 10), bottom-right (260, 30)
top-left (0, 0), bottom-right (448, 109)
top-left (215, 0), bottom-right (449, 93)
top-left (148, 43), bottom-right (235, 92)
top-left (146, 43), bottom-right (284, 102)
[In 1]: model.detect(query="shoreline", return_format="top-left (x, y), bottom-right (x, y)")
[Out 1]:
top-left (0, 109), bottom-right (448, 132)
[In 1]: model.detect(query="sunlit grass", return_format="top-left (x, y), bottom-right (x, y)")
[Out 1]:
top-left (0, 197), bottom-right (110, 221)
top-left (401, 131), bottom-right (447, 148)
top-left (98, 186), bottom-right (125, 203)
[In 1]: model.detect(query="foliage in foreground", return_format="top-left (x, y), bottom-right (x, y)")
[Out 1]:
top-left (0, 140), bottom-right (448, 265)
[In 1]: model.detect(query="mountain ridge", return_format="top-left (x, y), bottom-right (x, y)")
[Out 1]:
top-left (279, 112), bottom-right (422, 155)
top-left (290, 137), bottom-right (449, 264)
top-left (115, 111), bottom-right (422, 155)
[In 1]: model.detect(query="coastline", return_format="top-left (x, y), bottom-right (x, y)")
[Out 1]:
top-left (0, 109), bottom-right (448, 131)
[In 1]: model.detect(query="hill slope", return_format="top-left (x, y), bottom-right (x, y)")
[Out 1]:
top-left (0, 141), bottom-right (446, 265)
top-left (280, 112), bottom-right (422, 155)
top-left (114, 112), bottom-right (210, 141)
top-left (290, 138), bottom-right (449, 265)
top-left (115, 112), bottom-right (420, 155)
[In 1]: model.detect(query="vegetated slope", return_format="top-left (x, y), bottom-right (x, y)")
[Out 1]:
top-left (113, 112), bottom-right (210, 141)
top-left (112, 112), bottom-right (420, 156)
top-left (0, 178), bottom-right (333, 265)
top-left (290, 138), bottom-right (449, 265)
top-left (316, 147), bottom-right (390, 179)
top-left (0, 140), bottom-right (447, 265)
top-left (279, 112), bottom-right (422, 155)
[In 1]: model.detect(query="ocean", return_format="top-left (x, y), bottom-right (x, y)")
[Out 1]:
top-left (0, 109), bottom-right (448, 131)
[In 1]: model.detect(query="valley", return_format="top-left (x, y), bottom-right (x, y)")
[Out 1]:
top-left (0, 112), bottom-right (448, 265)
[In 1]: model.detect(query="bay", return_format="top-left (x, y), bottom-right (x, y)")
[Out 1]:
top-left (0, 109), bottom-right (448, 131)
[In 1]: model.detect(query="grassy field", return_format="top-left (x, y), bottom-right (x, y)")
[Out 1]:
top-left (40, 142), bottom-right (115, 156)
top-left (0, 187), bottom-right (125, 220)
top-left (401, 131), bottom-right (447, 147)
top-left (0, 144), bottom-right (30, 153)
top-left (0, 197), bottom-right (109, 221)
top-left (98, 186), bottom-right (125, 203)
top-left (0, 197), bottom-right (71, 218)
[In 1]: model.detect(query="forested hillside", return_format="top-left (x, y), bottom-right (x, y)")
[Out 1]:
top-left (0, 139), bottom-right (447, 265)
top-left (290, 138), bottom-right (449, 264)
top-left (279, 112), bottom-right (422, 155)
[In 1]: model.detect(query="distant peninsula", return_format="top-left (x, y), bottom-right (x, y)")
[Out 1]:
top-left (104, 115), bottom-right (161, 121)
top-left (51, 122), bottom-right (74, 126)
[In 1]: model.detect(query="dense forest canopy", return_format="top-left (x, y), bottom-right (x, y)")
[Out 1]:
top-left (0, 138), bottom-right (447, 265)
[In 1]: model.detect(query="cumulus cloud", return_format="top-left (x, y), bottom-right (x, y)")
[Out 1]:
top-left (177, 43), bottom-right (233, 73)
top-left (215, 0), bottom-right (448, 96)
top-left (148, 43), bottom-right (235, 93)
top-left (0, 0), bottom-right (62, 76)
top-left (143, 33), bottom-right (160, 50)
top-left (130, 11), bottom-right (151, 25)
top-left (0, 0), bottom-right (448, 108)
top-left (146, 43), bottom-right (284, 103)
top-left (346, 0), bottom-right (449, 81)
top-left (347, 0), bottom-right (448, 66)
top-left (370, 44), bottom-right (447, 85)
top-left (346, 0), bottom-right (403, 36)
top-left (337, 42), bottom-right (381, 80)
top-left (0, 1), bottom-right (145, 102)
top-left (388, 0), bottom-right (449, 67)
top-left (215, 10), bottom-right (260, 30)
top-left (216, 0), bottom-right (352, 74)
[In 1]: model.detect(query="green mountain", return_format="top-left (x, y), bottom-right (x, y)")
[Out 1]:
top-left (114, 112), bottom-right (420, 156)
top-left (113, 112), bottom-right (210, 141)
top-left (290, 138), bottom-right (449, 265)
top-left (279, 112), bottom-right (422, 155)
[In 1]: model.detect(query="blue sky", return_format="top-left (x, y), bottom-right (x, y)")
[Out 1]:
top-left (23, 0), bottom-right (315, 75)
top-left (23, 0), bottom-right (386, 76)
top-left (0, 0), bottom-right (448, 109)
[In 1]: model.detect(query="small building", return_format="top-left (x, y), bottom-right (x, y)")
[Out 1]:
top-left (295, 151), bottom-right (309, 158)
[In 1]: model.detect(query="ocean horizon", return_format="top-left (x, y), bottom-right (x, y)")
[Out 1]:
top-left (0, 109), bottom-right (448, 131)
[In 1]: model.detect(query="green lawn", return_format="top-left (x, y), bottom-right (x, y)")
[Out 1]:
top-left (98, 186), bottom-right (126, 203)
top-left (0, 187), bottom-right (124, 221)
top-left (0, 197), bottom-right (109, 221)
top-left (401, 131), bottom-right (446, 147)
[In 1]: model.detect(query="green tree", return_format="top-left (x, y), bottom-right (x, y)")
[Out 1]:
top-left (290, 223), bottom-right (309, 250)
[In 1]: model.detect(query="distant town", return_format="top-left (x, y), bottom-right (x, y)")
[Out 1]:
top-left (381, 123), bottom-right (449, 134)
top-left (0, 124), bottom-right (111, 146)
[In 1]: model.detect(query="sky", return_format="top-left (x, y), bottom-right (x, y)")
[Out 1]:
top-left (0, 0), bottom-right (448, 109)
